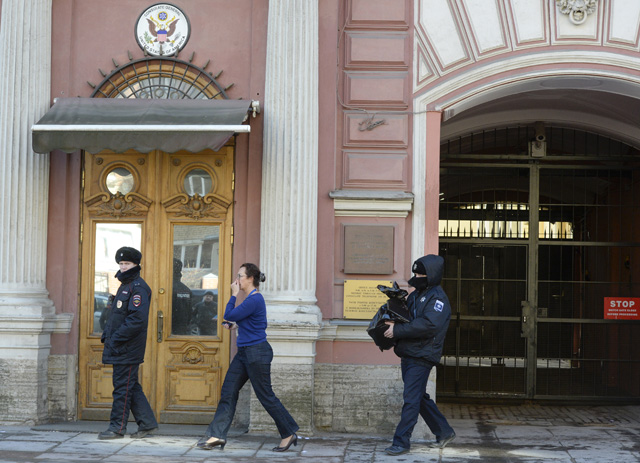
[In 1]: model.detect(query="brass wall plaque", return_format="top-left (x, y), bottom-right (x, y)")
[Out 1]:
top-left (343, 279), bottom-right (392, 319)
top-left (344, 225), bottom-right (394, 274)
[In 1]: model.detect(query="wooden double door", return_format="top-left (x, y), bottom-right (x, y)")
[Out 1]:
top-left (78, 147), bottom-right (234, 423)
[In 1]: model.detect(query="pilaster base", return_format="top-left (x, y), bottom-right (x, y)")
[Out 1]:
top-left (312, 363), bottom-right (437, 437)
top-left (247, 302), bottom-right (322, 434)
top-left (0, 293), bottom-right (73, 424)
top-left (48, 354), bottom-right (78, 422)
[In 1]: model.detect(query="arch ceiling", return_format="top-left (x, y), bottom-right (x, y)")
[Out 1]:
top-left (414, 0), bottom-right (640, 147)
top-left (439, 75), bottom-right (640, 147)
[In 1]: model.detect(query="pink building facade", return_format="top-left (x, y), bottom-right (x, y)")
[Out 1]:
top-left (1, 0), bottom-right (638, 431)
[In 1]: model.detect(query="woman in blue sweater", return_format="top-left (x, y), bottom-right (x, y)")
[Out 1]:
top-left (196, 263), bottom-right (299, 452)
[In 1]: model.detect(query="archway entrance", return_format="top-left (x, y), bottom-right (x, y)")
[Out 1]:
top-left (437, 125), bottom-right (640, 402)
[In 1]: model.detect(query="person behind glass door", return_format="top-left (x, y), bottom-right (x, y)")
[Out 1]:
top-left (99, 247), bottom-right (158, 439)
top-left (171, 257), bottom-right (192, 335)
top-left (196, 263), bottom-right (299, 452)
top-left (191, 290), bottom-right (218, 335)
top-left (99, 294), bottom-right (114, 331)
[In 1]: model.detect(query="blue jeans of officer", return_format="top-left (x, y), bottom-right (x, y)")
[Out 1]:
top-left (205, 341), bottom-right (299, 440)
top-left (109, 363), bottom-right (158, 435)
top-left (393, 358), bottom-right (454, 449)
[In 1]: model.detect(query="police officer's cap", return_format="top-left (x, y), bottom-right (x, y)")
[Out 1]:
top-left (115, 247), bottom-right (142, 265)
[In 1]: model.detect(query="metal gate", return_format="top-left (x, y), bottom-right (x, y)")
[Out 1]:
top-left (437, 126), bottom-right (640, 402)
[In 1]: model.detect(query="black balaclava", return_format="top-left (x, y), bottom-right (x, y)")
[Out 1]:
top-left (408, 275), bottom-right (429, 291)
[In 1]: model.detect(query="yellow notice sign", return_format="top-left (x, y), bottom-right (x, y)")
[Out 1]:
top-left (343, 280), bottom-right (392, 320)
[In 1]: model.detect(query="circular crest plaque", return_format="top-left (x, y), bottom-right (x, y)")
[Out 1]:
top-left (135, 3), bottom-right (190, 56)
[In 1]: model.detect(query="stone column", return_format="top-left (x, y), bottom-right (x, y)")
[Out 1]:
top-left (255, 0), bottom-right (321, 433)
top-left (0, 0), bottom-right (72, 424)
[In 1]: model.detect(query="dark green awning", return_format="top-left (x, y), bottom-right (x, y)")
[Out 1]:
top-left (32, 98), bottom-right (253, 154)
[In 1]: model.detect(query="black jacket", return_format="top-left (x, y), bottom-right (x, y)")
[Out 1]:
top-left (171, 276), bottom-right (192, 335)
top-left (392, 255), bottom-right (451, 364)
top-left (101, 266), bottom-right (151, 365)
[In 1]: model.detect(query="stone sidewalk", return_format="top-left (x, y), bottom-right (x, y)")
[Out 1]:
top-left (0, 404), bottom-right (639, 462)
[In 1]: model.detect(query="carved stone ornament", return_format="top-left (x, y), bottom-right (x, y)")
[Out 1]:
top-left (556, 0), bottom-right (597, 25)
top-left (85, 192), bottom-right (152, 218)
top-left (162, 193), bottom-right (230, 220)
top-left (182, 347), bottom-right (203, 364)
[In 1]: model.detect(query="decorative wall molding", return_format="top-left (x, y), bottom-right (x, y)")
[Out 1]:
top-left (341, 150), bottom-right (409, 190)
top-left (318, 321), bottom-right (370, 342)
top-left (412, 0), bottom-right (640, 94)
top-left (330, 189), bottom-right (414, 217)
top-left (162, 193), bottom-right (230, 220)
top-left (418, 50), bottom-right (640, 113)
top-left (556, 0), bottom-right (598, 25)
top-left (85, 192), bottom-right (152, 218)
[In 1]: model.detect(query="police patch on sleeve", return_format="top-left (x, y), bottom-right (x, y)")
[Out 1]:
top-left (434, 300), bottom-right (444, 312)
top-left (132, 294), bottom-right (142, 307)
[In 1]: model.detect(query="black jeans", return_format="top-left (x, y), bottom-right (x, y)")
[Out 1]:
top-left (206, 341), bottom-right (299, 439)
top-left (393, 358), bottom-right (454, 449)
top-left (109, 363), bottom-right (157, 434)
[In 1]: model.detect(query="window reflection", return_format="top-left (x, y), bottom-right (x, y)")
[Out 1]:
top-left (106, 167), bottom-right (135, 195)
top-left (184, 168), bottom-right (212, 196)
top-left (93, 223), bottom-right (142, 334)
top-left (171, 225), bottom-right (220, 336)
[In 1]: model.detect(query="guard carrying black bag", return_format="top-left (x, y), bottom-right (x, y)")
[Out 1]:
top-left (367, 282), bottom-right (411, 351)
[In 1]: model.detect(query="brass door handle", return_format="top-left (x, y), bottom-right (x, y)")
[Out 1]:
top-left (157, 310), bottom-right (164, 343)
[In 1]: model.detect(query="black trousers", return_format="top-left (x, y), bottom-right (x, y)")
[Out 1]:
top-left (206, 341), bottom-right (298, 440)
top-left (108, 363), bottom-right (158, 434)
top-left (393, 358), bottom-right (454, 448)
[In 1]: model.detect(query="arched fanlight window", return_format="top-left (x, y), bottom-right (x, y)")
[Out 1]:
top-left (90, 54), bottom-right (233, 100)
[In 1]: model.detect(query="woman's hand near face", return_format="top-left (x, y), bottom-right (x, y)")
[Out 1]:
top-left (231, 279), bottom-right (240, 297)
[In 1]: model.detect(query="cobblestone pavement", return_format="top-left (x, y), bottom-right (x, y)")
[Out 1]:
top-left (440, 402), bottom-right (640, 426)
top-left (0, 404), bottom-right (639, 463)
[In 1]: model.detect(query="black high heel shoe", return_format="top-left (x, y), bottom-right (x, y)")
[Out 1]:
top-left (196, 436), bottom-right (226, 450)
top-left (272, 433), bottom-right (297, 452)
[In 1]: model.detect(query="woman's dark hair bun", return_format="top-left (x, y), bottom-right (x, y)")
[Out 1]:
top-left (240, 263), bottom-right (265, 287)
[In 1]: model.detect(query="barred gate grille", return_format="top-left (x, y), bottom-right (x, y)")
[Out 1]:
top-left (437, 126), bottom-right (640, 402)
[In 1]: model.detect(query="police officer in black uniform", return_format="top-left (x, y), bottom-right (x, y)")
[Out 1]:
top-left (99, 247), bottom-right (158, 439)
top-left (171, 258), bottom-right (192, 335)
top-left (382, 254), bottom-right (456, 456)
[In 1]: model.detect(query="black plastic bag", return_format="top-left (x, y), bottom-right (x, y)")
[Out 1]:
top-left (377, 282), bottom-right (411, 322)
top-left (377, 281), bottom-right (408, 300)
top-left (367, 282), bottom-right (411, 351)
